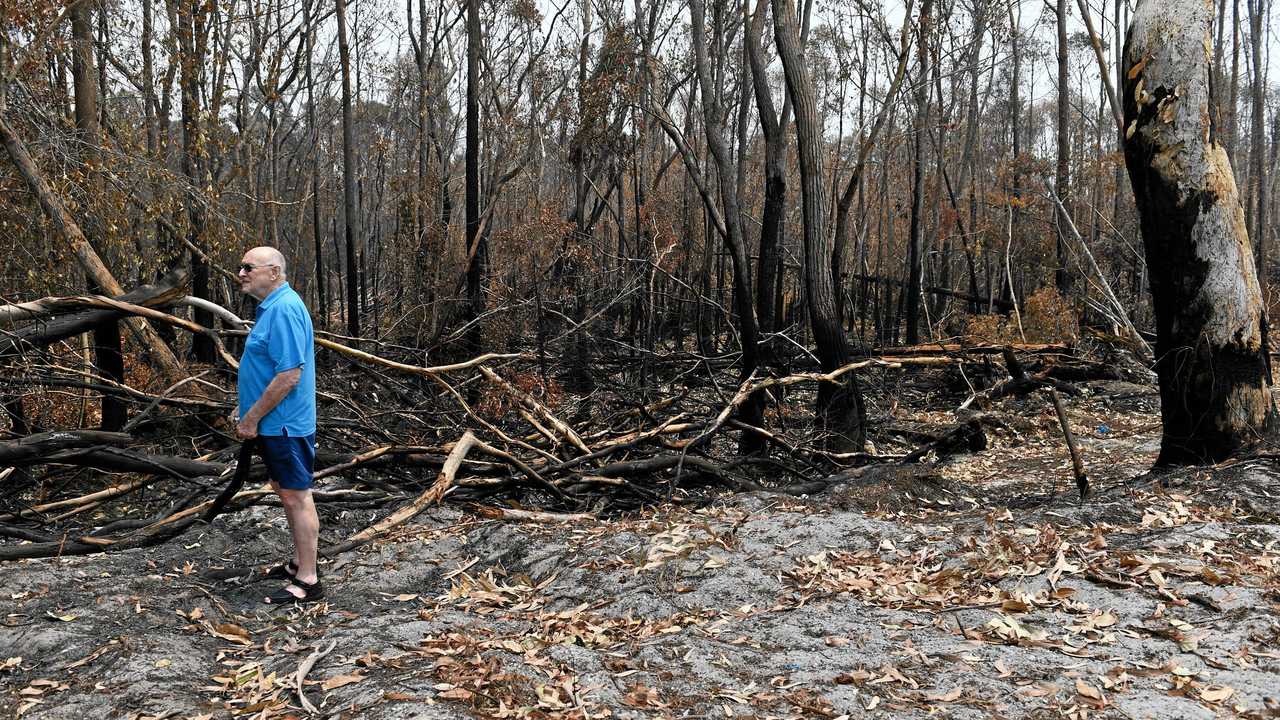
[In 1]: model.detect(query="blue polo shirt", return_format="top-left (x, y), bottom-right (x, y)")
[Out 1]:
top-left (238, 283), bottom-right (316, 436)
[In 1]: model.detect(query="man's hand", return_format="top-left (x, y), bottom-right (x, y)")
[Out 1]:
top-left (237, 368), bottom-right (299, 440)
top-left (236, 416), bottom-right (259, 439)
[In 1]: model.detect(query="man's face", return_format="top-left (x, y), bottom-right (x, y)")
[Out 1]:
top-left (238, 253), bottom-right (280, 300)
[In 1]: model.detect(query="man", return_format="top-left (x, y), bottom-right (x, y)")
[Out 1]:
top-left (235, 247), bottom-right (322, 604)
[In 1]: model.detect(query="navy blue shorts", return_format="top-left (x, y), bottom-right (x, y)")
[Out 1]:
top-left (258, 434), bottom-right (316, 491)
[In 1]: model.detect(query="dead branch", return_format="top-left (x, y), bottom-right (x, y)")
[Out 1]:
top-left (0, 278), bottom-right (188, 359)
top-left (9, 374), bottom-right (227, 413)
top-left (295, 640), bottom-right (338, 714)
top-left (469, 437), bottom-right (574, 504)
top-left (322, 432), bottom-right (478, 557)
top-left (473, 506), bottom-right (595, 523)
top-left (878, 342), bottom-right (1071, 357)
top-left (1045, 387), bottom-right (1090, 502)
top-left (0, 430), bottom-right (132, 464)
top-left (479, 366), bottom-right (591, 455)
top-left (314, 338), bottom-right (525, 377)
top-left (957, 347), bottom-right (1082, 411)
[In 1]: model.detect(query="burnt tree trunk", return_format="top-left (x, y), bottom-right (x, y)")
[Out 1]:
top-left (71, 2), bottom-right (126, 431)
top-left (772, 0), bottom-right (866, 450)
top-left (905, 0), bottom-right (931, 345)
top-left (1123, 0), bottom-right (1274, 464)
top-left (464, 0), bottom-right (487, 362)
top-left (304, 0), bottom-right (327, 326)
top-left (689, 0), bottom-right (767, 454)
top-left (745, 0), bottom-right (786, 339)
top-left (1054, 0), bottom-right (1074, 296)
top-left (174, 0), bottom-right (215, 362)
top-left (336, 0), bottom-right (362, 339)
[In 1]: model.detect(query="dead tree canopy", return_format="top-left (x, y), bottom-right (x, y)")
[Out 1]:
top-left (1122, 0), bottom-right (1274, 464)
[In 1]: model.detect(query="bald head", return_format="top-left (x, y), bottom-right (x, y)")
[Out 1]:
top-left (246, 246), bottom-right (287, 277)
top-left (239, 246), bottom-right (289, 300)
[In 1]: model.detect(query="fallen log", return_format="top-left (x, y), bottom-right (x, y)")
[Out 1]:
top-left (901, 419), bottom-right (987, 463)
top-left (25, 447), bottom-right (224, 478)
top-left (0, 430), bottom-right (132, 465)
top-left (474, 506), bottom-right (595, 523)
top-left (0, 273), bottom-right (187, 325)
top-left (957, 347), bottom-right (1082, 411)
top-left (0, 486), bottom-right (268, 561)
top-left (876, 342), bottom-right (1071, 357)
top-left (0, 278), bottom-right (187, 359)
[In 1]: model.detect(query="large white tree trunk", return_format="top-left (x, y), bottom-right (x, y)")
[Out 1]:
top-left (1123, 0), bottom-right (1273, 464)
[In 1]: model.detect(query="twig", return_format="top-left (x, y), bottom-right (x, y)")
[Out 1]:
top-left (1045, 387), bottom-right (1089, 502)
top-left (295, 639), bottom-right (338, 714)
top-left (322, 432), bottom-right (477, 557)
top-left (473, 506), bottom-right (595, 523)
top-left (479, 366), bottom-right (591, 455)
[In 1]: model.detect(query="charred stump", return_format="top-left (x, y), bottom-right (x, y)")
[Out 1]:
top-left (1122, 0), bottom-right (1274, 464)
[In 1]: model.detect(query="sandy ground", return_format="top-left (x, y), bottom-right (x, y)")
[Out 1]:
top-left (2, 380), bottom-right (1279, 719)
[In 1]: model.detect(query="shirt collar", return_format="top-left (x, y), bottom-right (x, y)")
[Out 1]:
top-left (256, 282), bottom-right (291, 315)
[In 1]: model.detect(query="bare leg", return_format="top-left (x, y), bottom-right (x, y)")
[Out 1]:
top-left (269, 480), bottom-right (299, 569)
top-left (269, 487), bottom-right (319, 600)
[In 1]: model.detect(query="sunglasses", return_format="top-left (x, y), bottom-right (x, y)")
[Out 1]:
top-left (238, 263), bottom-right (277, 274)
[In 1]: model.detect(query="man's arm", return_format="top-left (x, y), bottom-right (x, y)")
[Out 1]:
top-left (237, 367), bottom-right (302, 439)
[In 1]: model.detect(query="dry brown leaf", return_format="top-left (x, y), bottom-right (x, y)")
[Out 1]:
top-left (1001, 599), bottom-right (1031, 613)
top-left (208, 623), bottom-right (252, 645)
top-left (1075, 678), bottom-right (1103, 701)
top-left (321, 672), bottom-right (366, 691)
top-left (927, 687), bottom-right (963, 703)
top-left (1020, 682), bottom-right (1059, 697)
top-left (623, 684), bottom-right (664, 708)
top-left (1199, 686), bottom-right (1234, 703)
top-left (436, 685), bottom-right (475, 701)
top-left (834, 670), bottom-right (870, 685)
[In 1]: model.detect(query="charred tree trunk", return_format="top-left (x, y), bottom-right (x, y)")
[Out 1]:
top-left (772, 0), bottom-right (866, 450)
top-left (1123, 0), bottom-right (1274, 464)
top-left (173, 0), bottom-right (214, 362)
top-left (905, 0), bottom-right (931, 345)
top-left (464, 0), bottom-right (487, 362)
top-left (1054, 0), bottom-right (1074, 296)
top-left (71, 2), bottom-right (126, 431)
top-left (1247, 0), bottom-right (1268, 300)
top-left (336, 0), bottom-right (361, 339)
top-left (689, 0), bottom-right (766, 455)
top-left (745, 0), bottom-right (786, 339)
top-left (304, 0), bottom-right (326, 326)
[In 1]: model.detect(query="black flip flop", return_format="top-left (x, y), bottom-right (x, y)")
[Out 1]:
top-left (264, 577), bottom-right (324, 605)
top-left (263, 561), bottom-right (298, 581)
